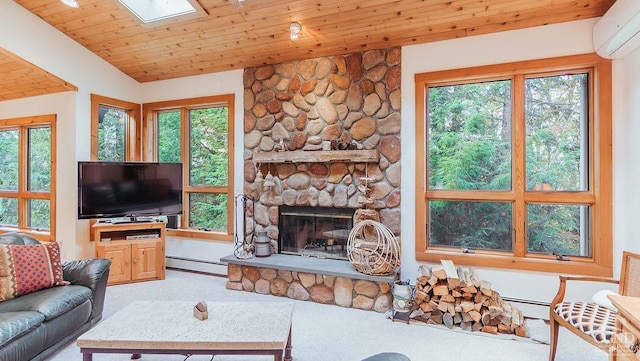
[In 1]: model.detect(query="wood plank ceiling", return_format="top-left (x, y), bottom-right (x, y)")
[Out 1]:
top-left (4, 0), bottom-right (615, 101)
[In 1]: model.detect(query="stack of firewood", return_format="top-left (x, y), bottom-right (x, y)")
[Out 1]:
top-left (409, 260), bottom-right (527, 337)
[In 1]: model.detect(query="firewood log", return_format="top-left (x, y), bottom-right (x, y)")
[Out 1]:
top-left (415, 290), bottom-right (428, 302)
top-left (437, 301), bottom-right (451, 313)
top-left (430, 309), bottom-right (443, 324)
top-left (461, 312), bottom-right (474, 323)
top-left (441, 260), bottom-right (459, 279)
top-left (468, 310), bottom-right (482, 323)
top-left (417, 275), bottom-right (430, 287)
top-left (481, 312), bottom-right (500, 326)
top-left (511, 307), bottom-right (524, 328)
top-left (474, 293), bottom-right (488, 305)
top-left (460, 321), bottom-right (473, 331)
top-left (417, 264), bottom-right (432, 277)
top-left (453, 312), bottom-right (463, 324)
top-left (440, 294), bottom-right (455, 303)
top-left (480, 280), bottom-right (493, 296)
top-left (420, 302), bottom-right (434, 313)
top-left (440, 260), bottom-right (461, 289)
top-left (482, 325), bottom-right (498, 335)
top-left (497, 323), bottom-right (513, 334)
top-left (428, 275), bottom-right (439, 286)
top-left (469, 268), bottom-right (481, 287)
top-left (432, 266), bottom-right (447, 280)
top-left (433, 284), bottom-right (449, 296)
top-left (447, 303), bottom-right (456, 315)
top-left (460, 300), bottom-right (475, 313)
top-left (443, 312), bottom-right (454, 329)
top-left (515, 325), bottom-right (528, 338)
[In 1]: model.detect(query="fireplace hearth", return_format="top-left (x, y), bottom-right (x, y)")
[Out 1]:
top-left (279, 206), bottom-right (355, 260)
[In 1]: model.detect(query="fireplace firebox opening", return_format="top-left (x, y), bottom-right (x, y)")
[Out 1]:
top-left (278, 206), bottom-right (355, 260)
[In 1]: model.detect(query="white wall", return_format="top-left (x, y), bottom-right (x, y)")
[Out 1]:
top-left (613, 48), bottom-right (640, 258)
top-left (400, 18), bottom-right (631, 316)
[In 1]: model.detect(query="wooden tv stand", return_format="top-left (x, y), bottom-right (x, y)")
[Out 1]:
top-left (92, 222), bottom-right (166, 285)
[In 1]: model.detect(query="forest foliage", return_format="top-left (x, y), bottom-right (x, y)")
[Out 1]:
top-left (427, 73), bottom-right (589, 256)
top-left (0, 126), bottom-right (51, 229)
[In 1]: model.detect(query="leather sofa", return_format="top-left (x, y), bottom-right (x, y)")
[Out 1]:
top-left (0, 233), bottom-right (111, 361)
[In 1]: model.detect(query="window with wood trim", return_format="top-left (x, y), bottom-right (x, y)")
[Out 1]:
top-left (90, 94), bottom-right (141, 161)
top-left (143, 95), bottom-right (235, 241)
top-left (414, 54), bottom-right (612, 276)
top-left (0, 115), bottom-right (56, 241)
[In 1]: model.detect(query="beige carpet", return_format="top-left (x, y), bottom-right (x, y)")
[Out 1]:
top-left (48, 269), bottom-right (606, 361)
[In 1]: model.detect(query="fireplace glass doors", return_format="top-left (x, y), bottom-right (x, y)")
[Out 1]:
top-left (278, 206), bottom-right (354, 260)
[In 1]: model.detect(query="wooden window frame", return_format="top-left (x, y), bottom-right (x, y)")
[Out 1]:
top-left (142, 94), bottom-right (235, 242)
top-left (90, 94), bottom-right (142, 161)
top-left (0, 115), bottom-right (56, 242)
top-left (414, 54), bottom-right (612, 276)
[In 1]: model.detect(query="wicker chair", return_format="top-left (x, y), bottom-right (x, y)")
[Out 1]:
top-left (549, 251), bottom-right (640, 361)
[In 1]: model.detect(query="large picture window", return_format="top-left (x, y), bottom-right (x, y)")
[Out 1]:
top-left (144, 95), bottom-right (234, 241)
top-left (415, 54), bottom-right (612, 275)
top-left (0, 115), bottom-right (56, 241)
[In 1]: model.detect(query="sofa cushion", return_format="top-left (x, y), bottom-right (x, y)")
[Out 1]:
top-left (0, 242), bottom-right (69, 301)
top-left (0, 311), bottom-right (45, 348)
top-left (0, 285), bottom-right (91, 321)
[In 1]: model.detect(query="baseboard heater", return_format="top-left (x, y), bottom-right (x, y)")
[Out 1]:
top-left (165, 255), bottom-right (227, 277)
top-left (501, 296), bottom-right (550, 307)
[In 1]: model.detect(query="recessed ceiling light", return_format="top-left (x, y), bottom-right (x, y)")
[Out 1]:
top-left (118, 0), bottom-right (207, 26)
top-left (61, 0), bottom-right (79, 8)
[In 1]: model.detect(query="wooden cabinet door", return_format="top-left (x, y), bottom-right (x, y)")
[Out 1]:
top-left (131, 240), bottom-right (163, 281)
top-left (97, 243), bottom-right (131, 285)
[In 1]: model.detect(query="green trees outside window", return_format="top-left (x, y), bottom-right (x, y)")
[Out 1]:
top-left (417, 54), bottom-right (612, 275)
top-left (97, 105), bottom-right (126, 161)
top-left (155, 98), bottom-right (233, 234)
top-left (427, 73), bottom-right (589, 256)
top-left (0, 116), bottom-right (54, 237)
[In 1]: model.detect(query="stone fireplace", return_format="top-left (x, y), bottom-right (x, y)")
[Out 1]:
top-left (242, 46), bottom-right (402, 247)
top-left (228, 47), bottom-right (402, 312)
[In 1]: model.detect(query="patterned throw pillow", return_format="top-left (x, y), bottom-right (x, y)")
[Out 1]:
top-left (0, 242), bottom-right (69, 301)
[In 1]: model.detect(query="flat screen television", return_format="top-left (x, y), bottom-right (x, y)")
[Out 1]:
top-left (78, 161), bottom-right (183, 220)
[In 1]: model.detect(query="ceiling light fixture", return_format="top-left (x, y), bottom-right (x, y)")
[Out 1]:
top-left (290, 22), bottom-right (301, 41)
top-left (61, 0), bottom-right (79, 8)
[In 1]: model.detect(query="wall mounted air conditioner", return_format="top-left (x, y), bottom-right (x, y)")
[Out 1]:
top-left (593, 0), bottom-right (640, 59)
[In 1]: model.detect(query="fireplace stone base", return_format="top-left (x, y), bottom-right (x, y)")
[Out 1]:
top-left (221, 254), bottom-right (397, 313)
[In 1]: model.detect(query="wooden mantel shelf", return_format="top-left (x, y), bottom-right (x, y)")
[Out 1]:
top-left (252, 149), bottom-right (379, 164)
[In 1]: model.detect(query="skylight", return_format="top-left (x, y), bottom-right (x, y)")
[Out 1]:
top-left (118, 0), bottom-right (207, 25)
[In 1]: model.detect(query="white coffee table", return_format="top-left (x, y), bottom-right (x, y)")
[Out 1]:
top-left (77, 301), bottom-right (294, 361)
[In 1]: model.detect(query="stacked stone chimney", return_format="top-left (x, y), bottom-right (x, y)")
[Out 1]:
top-left (242, 47), bottom-right (402, 246)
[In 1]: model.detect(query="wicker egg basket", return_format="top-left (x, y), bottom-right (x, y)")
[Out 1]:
top-left (347, 220), bottom-right (400, 276)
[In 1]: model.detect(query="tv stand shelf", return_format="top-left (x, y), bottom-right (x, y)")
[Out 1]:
top-left (92, 222), bottom-right (166, 285)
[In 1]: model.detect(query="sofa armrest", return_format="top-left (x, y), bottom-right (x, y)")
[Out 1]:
top-left (62, 258), bottom-right (111, 321)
